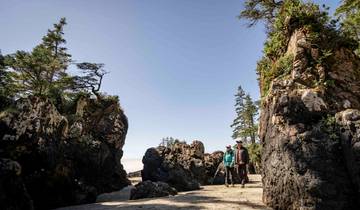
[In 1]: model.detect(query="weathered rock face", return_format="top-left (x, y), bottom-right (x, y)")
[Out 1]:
top-left (260, 27), bottom-right (360, 209)
top-left (141, 141), bottom-right (223, 191)
top-left (130, 181), bottom-right (177, 200)
top-left (0, 96), bottom-right (130, 209)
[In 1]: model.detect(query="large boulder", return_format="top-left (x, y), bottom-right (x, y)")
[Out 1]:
top-left (204, 151), bottom-right (224, 184)
top-left (0, 95), bottom-right (130, 209)
top-left (130, 181), bottom-right (177, 200)
top-left (141, 141), bottom-right (223, 191)
top-left (260, 25), bottom-right (360, 209)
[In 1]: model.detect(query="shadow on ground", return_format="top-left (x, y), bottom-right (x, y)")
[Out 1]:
top-left (168, 192), bottom-right (268, 209)
top-left (67, 203), bottom-right (202, 210)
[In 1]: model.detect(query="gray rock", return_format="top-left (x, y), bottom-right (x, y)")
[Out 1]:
top-left (141, 141), bottom-right (223, 191)
top-left (130, 181), bottom-right (177, 200)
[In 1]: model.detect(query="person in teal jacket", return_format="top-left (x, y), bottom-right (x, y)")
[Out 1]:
top-left (223, 145), bottom-right (235, 187)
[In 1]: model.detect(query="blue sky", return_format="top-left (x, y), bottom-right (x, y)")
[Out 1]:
top-left (0, 0), bottom-right (339, 159)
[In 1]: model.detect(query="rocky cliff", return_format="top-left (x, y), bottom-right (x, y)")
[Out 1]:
top-left (260, 20), bottom-right (360, 209)
top-left (0, 95), bottom-right (130, 209)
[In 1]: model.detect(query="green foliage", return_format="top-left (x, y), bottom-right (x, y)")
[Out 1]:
top-left (257, 54), bottom-right (293, 97)
top-left (336, 0), bottom-right (360, 55)
top-left (73, 62), bottom-right (108, 99)
top-left (264, 0), bottom-right (331, 59)
top-left (239, 0), bottom-right (283, 29)
top-left (241, 0), bottom-right (356, 99)
top-left (323, 79), bottom-right (335, 88)
top-left (0, 53), bottom-right (16, 110)
top-left (320, 114), bottom-right (339, 141)
top-left (246, 143), bottom-right (261, 166)
top-left (1, 18), bottom-right (110, 112)
top-left (231, 86), bottom-right (259, 143)
top-left (4, 18), bottom-right (72, 97)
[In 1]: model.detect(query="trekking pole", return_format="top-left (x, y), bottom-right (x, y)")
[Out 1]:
top-left (211, 163), bottom-right (221, 184)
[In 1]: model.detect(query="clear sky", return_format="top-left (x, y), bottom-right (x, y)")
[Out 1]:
top-left (0, 0), bottom-right (339, 159)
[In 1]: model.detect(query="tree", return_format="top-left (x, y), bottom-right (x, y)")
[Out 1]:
top-left (336, 0), bottom-right (360, 55)
top-left (74, 62), bottom-right (108, 100)
top-left (3, 18), bottom-right (107, 103)
top-left (239, 0), bottom-right (284, 30)
top-left (231, 86), bottom-right (246, 140)
top-left (0, 53), bottom-right (17, 95)
top-left (231, 86), bottom-right (259, 144)
top-left (4, 18), bottom-right (72, 97)
top-left (159, 137), bottom-right (186, 147)
top-left (242, 94), bottom-right (259, 143)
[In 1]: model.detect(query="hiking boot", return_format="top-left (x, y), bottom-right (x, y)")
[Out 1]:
top-left (225, 183), bottom-right (229, 187)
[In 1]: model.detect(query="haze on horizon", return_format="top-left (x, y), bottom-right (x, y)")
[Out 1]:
top-left (0, 0), bottom-right (339, 159)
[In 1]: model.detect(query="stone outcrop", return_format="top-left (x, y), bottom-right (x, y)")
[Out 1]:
top-left (260, 26), bottom-right (360, 209)
top-left (141, 141), bottom-right (223, 191)
top-left (0, 95), bottom-right (130, 209)
top-left (130, 181), bottom-right (177, 200)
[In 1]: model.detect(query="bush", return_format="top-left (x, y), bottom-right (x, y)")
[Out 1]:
top-left (257, 54), bottom-right (294, 97)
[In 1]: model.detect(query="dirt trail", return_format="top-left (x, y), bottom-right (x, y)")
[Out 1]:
top-left (57, 175), bottom-right (269, 210)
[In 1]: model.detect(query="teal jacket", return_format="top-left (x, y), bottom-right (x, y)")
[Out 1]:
top-left (223, 149), bottom-right (235, 167)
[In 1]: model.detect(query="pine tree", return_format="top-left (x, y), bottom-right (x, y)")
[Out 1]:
top-left (5, 18), bottom-right (72, 97)
top-left (242, 94), bottom-right (259, 143)
top-left (3, 18), bottom-right (107, 103)
top-left (231, 86), bottom-right (259, 143)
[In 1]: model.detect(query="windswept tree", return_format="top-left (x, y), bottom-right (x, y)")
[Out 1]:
top-left (74, 62), bottom-right (108, 100)
top-left (239, 0), bottom-right (284, 30)
top-left (231, 86), bottom-right (259, 144)
top-left (336, 0), bottom-right (360, 55)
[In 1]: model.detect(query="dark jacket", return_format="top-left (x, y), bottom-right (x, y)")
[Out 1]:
top-left (234, 146), bottom-right (249, 165)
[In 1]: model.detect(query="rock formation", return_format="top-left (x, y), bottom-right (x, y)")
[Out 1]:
top-left (0, 95), bottom-right (130, 209)
top-left (141, 141), bottom-right (223, 191)
top-left (130, 181), bottom-right (177, 200)
top-left (260, 20), bottom-right (360, 209)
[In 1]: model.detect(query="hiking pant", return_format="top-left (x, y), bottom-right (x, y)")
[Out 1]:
top-left (236, 164), bottom-right (247, 185)
top-left (225, 166), bottom-right (235, 185)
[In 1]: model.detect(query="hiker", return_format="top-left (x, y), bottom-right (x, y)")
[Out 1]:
top-left (223, 145), bottom-right (235, 187)
top-left (234, 139), bottom-right (249, 188)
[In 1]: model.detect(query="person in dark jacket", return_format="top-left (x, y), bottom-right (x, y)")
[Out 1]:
top-left (223, 145), bottom-right (235, 187)
top-left (234, 140), bottom-right (249, 188)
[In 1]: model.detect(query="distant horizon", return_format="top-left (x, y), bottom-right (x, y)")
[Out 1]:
top-left (0, 0), bottom-right (340, 159)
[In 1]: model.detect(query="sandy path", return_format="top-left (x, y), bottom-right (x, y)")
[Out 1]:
top-left (57, 175), bottom-right (270, 210)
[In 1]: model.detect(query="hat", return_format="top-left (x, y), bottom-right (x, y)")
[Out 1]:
top-left (226, 145), bottom-right (231, 148)
top-left (236, 140), bottom-right (243, 144)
